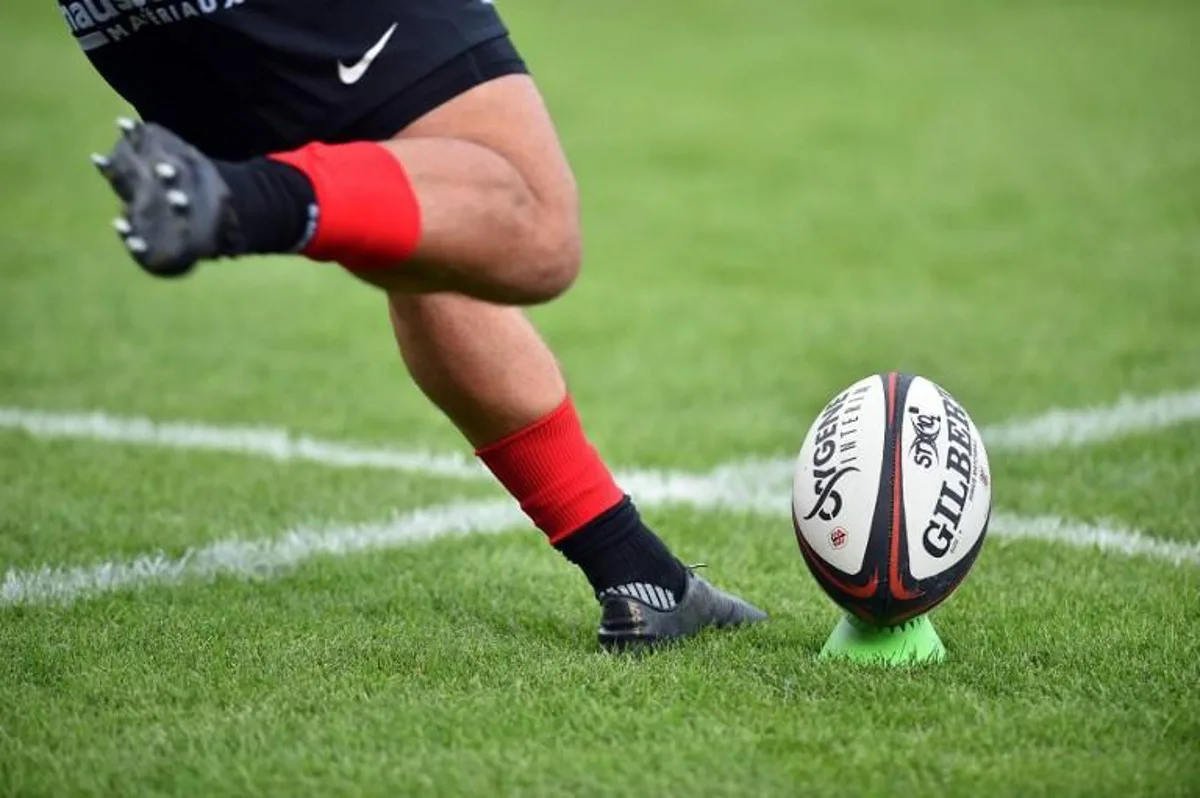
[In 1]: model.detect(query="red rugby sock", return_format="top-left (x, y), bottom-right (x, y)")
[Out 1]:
top-left (476, 396), bottom-right (625, 544)
top-left (269, 141), bottom-right (421, 269)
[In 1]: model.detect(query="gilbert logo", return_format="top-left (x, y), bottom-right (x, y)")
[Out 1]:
top-left (920, 388), bottom-right (976, 558)
top-left (338, 22), bottom-right (398, 85)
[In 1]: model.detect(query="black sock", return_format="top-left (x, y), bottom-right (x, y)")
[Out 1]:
top-left (554, 497), bottom-right (688, 605)
top-left (213, 158), bottom-right (316, 255)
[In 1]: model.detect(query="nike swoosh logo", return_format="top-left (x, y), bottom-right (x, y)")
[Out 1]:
top-left (338, 23), bottom-right (398, 85)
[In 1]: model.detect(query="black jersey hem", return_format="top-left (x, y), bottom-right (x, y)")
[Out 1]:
top-left (332, 33), bottom-right (528, 144)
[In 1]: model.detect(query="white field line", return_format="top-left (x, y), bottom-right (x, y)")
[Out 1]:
top-left (980, 386), bottom-right (1200, 450)
top-left (752, 385), bottom-right (1200, 483)
top-left (3, 387), bottom-right (1200, 606)
top-left (0, 407), bottom-right (485, 481)
top-left (4, 490), bottom-right (1197, 608)
top-left (3, 385), bottom-right (1199, 487)
top-left (2, 501), bottom-right (522, 607)
top-left (986, 512), bottom-right (1200, 567)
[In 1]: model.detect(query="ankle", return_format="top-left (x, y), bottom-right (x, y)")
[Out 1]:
top-left (554, 497), bottom-right (687, 603)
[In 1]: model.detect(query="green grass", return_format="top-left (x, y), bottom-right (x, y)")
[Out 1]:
top-left (2, 0), bottom-right (1199, 795)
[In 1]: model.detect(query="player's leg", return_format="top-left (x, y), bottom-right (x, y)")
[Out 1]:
top-left (94, 74), bottom-right (578, 305)
top-left (358, 75), bottom-right (581, 305)
top-left (383, 79), bottom-right (763, 646)
top-left (388, 296), bottom-right (561, 446)
top-left (390, 290), bottom-right (766, 649)
top-left (90, 42), bottom-right (766, 648)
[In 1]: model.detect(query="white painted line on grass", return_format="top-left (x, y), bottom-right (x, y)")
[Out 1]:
top-left (4, 492), bottom-right (1197, 607)
top-left (1, 500), bottom-right (522, 607)
top-left (3, 385), bottom-right (1198, 488)
top-left (0, 407), bottom-right (485, 481)
top-left (979, 386), bottom-right (1200, 450)
top-left (619, 458), bottom-right (793, 514)
top-left (4, 387), bottom-right (1200, 607)
top-left (747, 386), bottom-right (1200, 485)
top-left (987, 512), bottom-right (1200, 567)
top-left (625, 476), bottom-right (1200, 567)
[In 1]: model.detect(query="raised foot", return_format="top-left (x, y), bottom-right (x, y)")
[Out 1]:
top-left (93, 119), bottom-right (237, 277)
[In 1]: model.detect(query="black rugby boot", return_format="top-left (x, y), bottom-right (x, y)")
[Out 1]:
top-left (597, 568), bottom-right (767, 651)
top-left (91, 119), bottom-right (239, 278)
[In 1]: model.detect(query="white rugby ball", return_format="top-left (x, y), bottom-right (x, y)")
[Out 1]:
top-left (791, 373), bottom-right (991, 625)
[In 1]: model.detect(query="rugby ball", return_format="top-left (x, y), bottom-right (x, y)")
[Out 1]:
top-left (792, 373), bottom-right (991, 626)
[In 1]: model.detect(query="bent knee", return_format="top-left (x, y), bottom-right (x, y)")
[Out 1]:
top-left (507, 195), bottom-right (580, 303)
top-left (529, 211), bottom-right (581, 302)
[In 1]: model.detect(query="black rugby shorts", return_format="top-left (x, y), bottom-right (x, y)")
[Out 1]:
top-left (67, 0), bottom-right (529, 159)
top-left (345, 35), bottom-right (529, 145)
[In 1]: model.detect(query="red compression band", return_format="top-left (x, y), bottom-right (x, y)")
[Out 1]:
top-left (269, 141), bottom-right (422, 269)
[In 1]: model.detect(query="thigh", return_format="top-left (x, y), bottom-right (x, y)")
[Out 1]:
top-left (381, 71), bottom-right (575, 430)
top-left (380, 71), bottom-right (578, 295)
top-left (398, 73), bottom-right (578, 216)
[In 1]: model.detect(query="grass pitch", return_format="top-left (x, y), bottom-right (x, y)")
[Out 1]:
top-left (2, 1), bottom-right (1199, 796)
